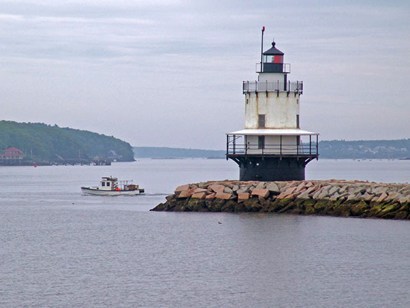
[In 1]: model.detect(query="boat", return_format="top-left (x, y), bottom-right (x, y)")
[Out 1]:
top-left (81, 176), bottom-right (145, 196)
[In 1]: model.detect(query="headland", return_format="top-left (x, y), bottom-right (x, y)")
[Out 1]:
top-left (152, 180), bottom-right (410, 220)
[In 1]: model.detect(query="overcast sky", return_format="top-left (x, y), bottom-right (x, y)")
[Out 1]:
top-left (1, 0), bottom-right (409, 149)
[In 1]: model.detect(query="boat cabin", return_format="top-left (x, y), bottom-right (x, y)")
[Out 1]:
top-left (100, 176), bottom-right (119, 191)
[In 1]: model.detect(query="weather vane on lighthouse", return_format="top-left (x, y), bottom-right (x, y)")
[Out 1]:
top-left (226, 27), bottom-right (319, 181)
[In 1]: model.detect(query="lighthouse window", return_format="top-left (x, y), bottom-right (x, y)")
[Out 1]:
top-left (296, 115), bottom-right (300, 128)
top-left (258, 115), bottom-right (265, 128)
top-left (264, 55), bottom-right (274, 62)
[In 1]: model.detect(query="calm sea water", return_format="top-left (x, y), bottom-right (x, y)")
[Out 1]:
top-left (0, 159), bottom-right (409, 307)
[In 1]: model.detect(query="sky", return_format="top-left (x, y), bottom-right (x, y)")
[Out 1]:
top-left (1, 0), bottom-right (410, 149)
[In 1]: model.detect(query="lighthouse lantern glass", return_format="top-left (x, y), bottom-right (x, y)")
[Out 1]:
top-left (264, 55), bottom-right (283, 64)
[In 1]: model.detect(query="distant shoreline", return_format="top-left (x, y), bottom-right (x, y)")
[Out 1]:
top-left (1, 157), bottom-right (409, 167)
top-left (134, 139), bottom-right (410, 160)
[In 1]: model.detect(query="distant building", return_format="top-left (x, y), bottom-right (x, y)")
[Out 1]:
top-left (0, 147), bottom-right (24, 160)
top-left (107, 150), bottom-right (122, 161)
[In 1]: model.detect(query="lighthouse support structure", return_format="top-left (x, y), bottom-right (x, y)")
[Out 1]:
top-left (226, 29), bottom-right (319, 181)
top-left (226, 130), bottom-right (318, 181)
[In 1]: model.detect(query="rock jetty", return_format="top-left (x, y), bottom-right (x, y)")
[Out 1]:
top-left (151, 180), bottom-right (410, 220)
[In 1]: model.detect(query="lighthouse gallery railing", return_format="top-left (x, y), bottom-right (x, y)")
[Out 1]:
top-left (226, 135), bottom-right (318, 157)
top-left (243, 80), bottom-right (303, 94)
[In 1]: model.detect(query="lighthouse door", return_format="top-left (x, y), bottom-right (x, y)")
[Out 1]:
top-left (258, 136), bottom-right (265, 149)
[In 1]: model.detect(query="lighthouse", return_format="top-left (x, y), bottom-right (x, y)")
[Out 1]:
top-left (226, 28), bottom-right (319, 181)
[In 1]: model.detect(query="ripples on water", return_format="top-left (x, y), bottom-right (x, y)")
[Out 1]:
top-left (0, 159), bottom-right (409, 307)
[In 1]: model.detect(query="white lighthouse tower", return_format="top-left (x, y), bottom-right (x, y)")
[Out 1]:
top-left (226, 28), bottom-right (319, 181)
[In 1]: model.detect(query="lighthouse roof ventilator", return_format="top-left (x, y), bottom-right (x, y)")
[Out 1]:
top-left (226, 27), bottom-right (319, 181)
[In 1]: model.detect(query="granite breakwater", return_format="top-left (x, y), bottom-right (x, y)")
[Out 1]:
top-left (152, 180), bottom-right (410, 220)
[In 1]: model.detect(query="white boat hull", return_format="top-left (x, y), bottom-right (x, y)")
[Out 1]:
top-left (81, 187), bottom-right (144, 196)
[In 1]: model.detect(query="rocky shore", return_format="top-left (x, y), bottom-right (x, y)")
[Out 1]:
top-left (151, 180), bottom-right (410, 220)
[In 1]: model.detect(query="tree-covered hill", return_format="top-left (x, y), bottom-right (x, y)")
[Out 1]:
top-left (0, 121), bottom-right (134, 164)
top-left (133, 147), bottom-right (225, 159)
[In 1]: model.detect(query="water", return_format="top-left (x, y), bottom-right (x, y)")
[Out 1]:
top-left (0, 159), bottom-right (409, 307)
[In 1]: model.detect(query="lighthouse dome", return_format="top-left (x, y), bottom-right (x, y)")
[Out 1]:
top-left (263, 40), bottom-right (284, 56)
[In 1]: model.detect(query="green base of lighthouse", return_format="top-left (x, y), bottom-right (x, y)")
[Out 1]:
top-left (229, 156), bottom-right (315, 181)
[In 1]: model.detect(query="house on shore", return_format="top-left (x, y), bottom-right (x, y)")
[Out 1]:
top-left (0, 147), bottom-right (25, 165)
